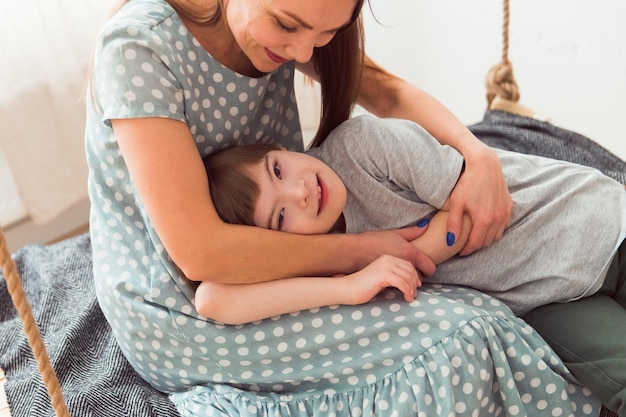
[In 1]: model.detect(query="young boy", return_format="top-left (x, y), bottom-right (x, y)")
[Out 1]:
top-left (199, 115), bottom-right (626, 415)
top-left (200, 114), bottom-right (626, 317)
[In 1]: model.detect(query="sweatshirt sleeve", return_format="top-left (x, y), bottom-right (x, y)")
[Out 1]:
top-left (319, 115), bottom-right (465, 209)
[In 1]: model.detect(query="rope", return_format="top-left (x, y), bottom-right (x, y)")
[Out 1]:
top-left (486, 0), bottom-right (521, 106)
top-left (0, 227), bottom-right (71, 417)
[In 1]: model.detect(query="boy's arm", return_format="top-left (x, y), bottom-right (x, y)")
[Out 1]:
top-left (196, 277), bottom-right (348, 325)
top-left (195, 254), bottom-right (421, 325)
top-left (412, 206), bottom-right (472, 265)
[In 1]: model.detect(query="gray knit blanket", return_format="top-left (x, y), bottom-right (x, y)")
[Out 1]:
top-left (470, 110), bottom-right (626, 184)
top-left (1, 110), bottom-right (623, 417)
top-left (0, 234), bottom-right (181, 417)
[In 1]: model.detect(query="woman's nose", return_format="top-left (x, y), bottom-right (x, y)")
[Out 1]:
top-left (286, 40), bottom-right (315, 64)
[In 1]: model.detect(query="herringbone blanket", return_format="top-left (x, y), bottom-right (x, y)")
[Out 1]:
top-left (0, 235), bottom-right (181, 417)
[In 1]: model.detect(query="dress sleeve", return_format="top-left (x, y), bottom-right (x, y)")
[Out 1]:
top-left (91, 21), bottom-right (187, 127)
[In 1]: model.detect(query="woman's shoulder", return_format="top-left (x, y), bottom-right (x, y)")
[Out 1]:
top-left (106, 0), bottom-right (176, 29)
top-left (97, 0), bottom-right (180, 50)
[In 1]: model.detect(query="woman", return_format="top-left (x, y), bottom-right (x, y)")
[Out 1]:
top-left (85, 0), bottom-right (598, 415)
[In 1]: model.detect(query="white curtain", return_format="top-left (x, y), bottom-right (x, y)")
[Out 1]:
top-left (0, 0), bottom-right (117, 224)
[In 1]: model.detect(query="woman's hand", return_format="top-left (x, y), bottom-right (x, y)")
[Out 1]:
top-left (356, 226), bottom-right (436, 278)
top-left (342, 254), bottom-right (422, 304)
top-left (353, 60), bottom-right (513, 257)
top-left (446, 142), bottom-right (513, 256)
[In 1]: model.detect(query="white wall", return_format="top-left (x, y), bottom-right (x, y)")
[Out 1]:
top-left (362, 0), bottom-right (626, 159)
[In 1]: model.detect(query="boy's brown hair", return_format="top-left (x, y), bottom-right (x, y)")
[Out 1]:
top-left (203, 144), bottom-right (280, 227)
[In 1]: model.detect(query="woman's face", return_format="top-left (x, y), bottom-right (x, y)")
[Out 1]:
top-left (224, 0), bottom-right (358, 72)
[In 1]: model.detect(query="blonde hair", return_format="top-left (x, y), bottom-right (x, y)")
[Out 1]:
top-left (204, 144), bottom-right (279, 227)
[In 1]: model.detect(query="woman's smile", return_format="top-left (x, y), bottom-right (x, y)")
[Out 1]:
top-left (265, 48), bottom-right (288, 64)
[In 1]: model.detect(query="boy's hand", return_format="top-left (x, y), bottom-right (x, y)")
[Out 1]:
top-left (343, 255), bottom-right (422, 304)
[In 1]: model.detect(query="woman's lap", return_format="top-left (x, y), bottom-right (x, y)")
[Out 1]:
top-left (167, 285), bottom-right (600, 417)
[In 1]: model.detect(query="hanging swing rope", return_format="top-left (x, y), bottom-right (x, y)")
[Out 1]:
top-left (485, 0), bottom-right (521, 106)
top-left (0, 227), bottom-right (71, 417)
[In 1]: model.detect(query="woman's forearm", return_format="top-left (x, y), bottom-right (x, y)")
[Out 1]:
top-left (182, 224), bottom-right (432, 284)
top-left (183, 223), bottom-right (365, 283)
top-left (357, 62), bottom-right (512, 254)
top-left (358, 58), bottom-right (479, 154)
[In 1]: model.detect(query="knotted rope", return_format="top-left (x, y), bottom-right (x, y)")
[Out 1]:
top-left (485, 0), bottom-right (521, 106)
top-left (0, 227), bottom-right (71, 417)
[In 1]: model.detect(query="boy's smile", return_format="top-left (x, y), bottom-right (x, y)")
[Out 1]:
top-left (252, 149), bottom-right (347, 234)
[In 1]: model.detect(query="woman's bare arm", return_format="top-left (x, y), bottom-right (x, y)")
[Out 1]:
top-left (111, 117), bottom-right (434, 283)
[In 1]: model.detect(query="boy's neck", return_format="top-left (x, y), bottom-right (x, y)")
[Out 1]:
top-left (329, 213), bottom-right (346, 233)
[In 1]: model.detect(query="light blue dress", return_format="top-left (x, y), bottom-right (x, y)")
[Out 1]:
top-left (85, 0), bottom-right (601, 415)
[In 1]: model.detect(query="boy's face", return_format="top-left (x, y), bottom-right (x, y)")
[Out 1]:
top-left (252, 149), bottom-right (347, 234)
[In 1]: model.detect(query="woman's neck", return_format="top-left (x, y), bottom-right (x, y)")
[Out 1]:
top-left (180, 15), bottom-right (263, 78)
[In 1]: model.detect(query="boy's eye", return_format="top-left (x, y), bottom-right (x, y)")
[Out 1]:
top-left (273, 163), bottom-right (282, 179)
top-left (277, 209), bottom-right (284, 230)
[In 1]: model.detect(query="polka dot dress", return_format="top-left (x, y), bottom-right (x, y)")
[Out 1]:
top-left (85, 0), bottom-right (601, 415)
top-left (169, 285), bottom-right (600, 417)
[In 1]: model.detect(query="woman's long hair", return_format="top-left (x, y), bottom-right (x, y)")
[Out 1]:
top-left (110, 0), bottom-right (222, 24)
top-left (309, 0), bottom-right (365, 148)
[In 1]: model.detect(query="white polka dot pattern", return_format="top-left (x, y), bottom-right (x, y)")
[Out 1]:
top-left (169, 286), bottom-right (599, 416)
top-left (90, 1), bottom-right (303, 156)
top-left (85, 1), bottom-right (601, 416)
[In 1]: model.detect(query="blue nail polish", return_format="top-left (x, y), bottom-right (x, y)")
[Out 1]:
top-left (447, 232), bottom-right (455, 246)
top-left (416, 218), bottom-right (429, 227)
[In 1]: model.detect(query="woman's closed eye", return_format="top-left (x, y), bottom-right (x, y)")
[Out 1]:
top-left (275, 18), bottom-right (296, 33)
